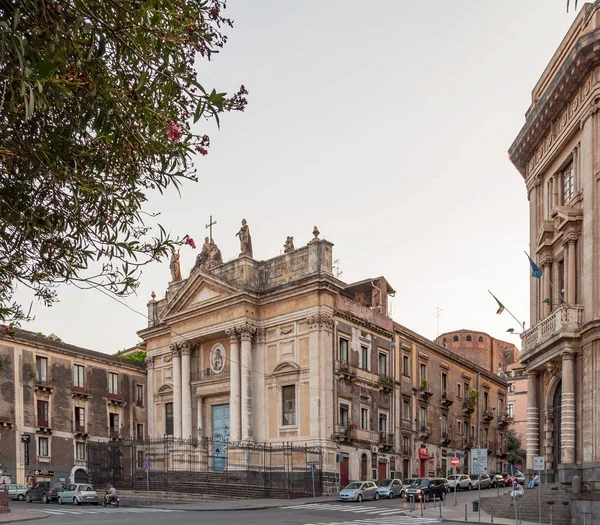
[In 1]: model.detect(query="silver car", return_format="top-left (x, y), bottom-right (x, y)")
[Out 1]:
top-left (377, 479), bottom-right (402, 499)
top-left (447, 474), bottom-right (472, 491)
top-left (6, 484), bottom-right (27, 501)
top-left (401, 477), bottom-right (418, 496)
top-left (472, 474), bottom-right (491, 489)
top-left (339, 481), bottom-right (379, 502)
top-left (57, 483), bottom-right (99, 505)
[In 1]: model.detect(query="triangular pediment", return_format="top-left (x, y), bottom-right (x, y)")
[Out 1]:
top-left (161, 270), bottom-right (242, 319)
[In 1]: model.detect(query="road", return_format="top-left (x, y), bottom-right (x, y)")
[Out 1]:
top-left (10, 489), bottom-right (488, 525)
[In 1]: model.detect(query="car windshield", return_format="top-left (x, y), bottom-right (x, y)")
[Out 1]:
top-left (411, 479), bottom-right (429, 487)
top-left (447, 475), bottom-right (459, 480)
top-left (380, 479), bottom-right (392, 486)
top-left (345, 482), bottom-right (362, 490)
top-left (403, 478), bottom-right (416, 485)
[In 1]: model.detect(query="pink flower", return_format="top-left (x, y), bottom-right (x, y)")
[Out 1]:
top-left (167, 121), bottom-right (182, 141)
top-left (184, 235), bottom-right (196, 249)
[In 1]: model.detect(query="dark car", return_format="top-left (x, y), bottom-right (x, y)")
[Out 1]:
top-left (403, 478), bottom-right (448, 502)
top-left (26, 482), bottom-right (64, 503)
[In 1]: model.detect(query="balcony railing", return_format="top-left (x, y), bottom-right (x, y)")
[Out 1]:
top-left (335, 361), bottom-right (357, 382)
top-left (521, 304), bottom-right (583, 354)
top-left (401, 421), bottom-right (413, 431)
top-left (354, 428), bottom-right (379, 442)
top-left (402, 446), bottom-right (411, 456)
top-left (441, 432), bottom-right (452, 444)
top-left (441, 391), bottom-right (454, 407)
top-left (37, 419), bottom-right (49, 428)
top-left (498, 413), bottom-right (513, 427)
top-left (191, 366), bottom-right (231, 382)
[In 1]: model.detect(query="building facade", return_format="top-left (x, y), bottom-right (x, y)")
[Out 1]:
top-left (0, 330), bottom-right (147, 485)
top-left (509, 1), bottom-right (600, 483)
top-left (502, 362), bottom-right (527, 445)
top-left (140, 227), bottom-right (508, 487)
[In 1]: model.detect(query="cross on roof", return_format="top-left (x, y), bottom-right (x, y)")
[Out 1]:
top-left (205, 215), bottom-right (217, 243)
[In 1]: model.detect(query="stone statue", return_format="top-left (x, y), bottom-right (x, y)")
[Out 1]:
top-left (169, 248), bottom-right (182, 281)
top-left (236, 218), bottom-right (253, 257)
top-left (192, 236), bottom-right (223, 272)
top-left (283, 236), bottom-right (295, 253)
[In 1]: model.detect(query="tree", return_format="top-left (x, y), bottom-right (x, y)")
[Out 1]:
top-left (0, 0), bottom-right (247, 326)
top-left (506, 428), bottom-right (526, 469)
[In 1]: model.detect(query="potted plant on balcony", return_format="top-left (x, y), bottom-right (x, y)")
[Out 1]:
top-left (420, 379), bottom-right (429, 392)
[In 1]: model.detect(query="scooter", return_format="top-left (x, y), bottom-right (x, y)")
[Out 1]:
top-left (102, 494), bottom-right (120, 508)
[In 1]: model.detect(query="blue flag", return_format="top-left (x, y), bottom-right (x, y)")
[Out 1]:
top-left (527, 255), bottom-right (543, 279)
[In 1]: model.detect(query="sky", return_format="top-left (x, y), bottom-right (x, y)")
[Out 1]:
top-left (13, 1), bottom-right (581, 354)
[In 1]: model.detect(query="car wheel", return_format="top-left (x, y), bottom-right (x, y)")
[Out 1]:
top-left (58, 497), bottom-right (63, 505)
top-left (357, 494), bottom-right (363, 503)
top-left (42, 494), bottom-right (49, 504)
top-left (424, 493), bottom-right (430, 503)
top-left (374, 492), bottom-right (379, 501)
top-left (73, 497), bottom-right (79, 506)
top-left (468, 484), bottom-right (472, 491)
top-left (441, 491), bottom-right (446, 501)
top-left (17, 494), bottom-right (24, 501)
top-left (26, 494), bottom-right (32, 503)
top-left (389, 492), bottom-right (394, 499)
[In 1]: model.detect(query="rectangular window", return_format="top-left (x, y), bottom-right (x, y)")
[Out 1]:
top-left (76, 442), bottom-right (86, 460)
top-left (507, 403), bottom-right (514, 418)
top-left (484, 391), bottom-right (489, 410)
top-left (379, 413), bottom-right (387, 433)
top-left (360, 407), bottom-right (368, 430)
top-left (109, 413), bottom-right (119, 437)
top-left (402, 436), bottom-right (410, 453)
top-left (419, 363), bottom-right (427, 382)
top-left (37, 400), bottom-right (48, 427)
top-left (339, 403), bottom-right (349, 429)
top-left (470, 425), bottom-right (475, 438)
top-left (36, 357), bottom-right (47, 382)
top-left (419, 406), bottom-right (427, 428)
top-left (403, 355), bottom-right (410, 376)
top-left (74, 407), bottom-right (85, 432)
top-left (136, 423), bottom-right (144, 440)
top-left (38, 437), bottom-right (49, 457)
top-left (402, 400), bottom-right (410, 420)
top-left (282, 385), bottom-right (296, 426)
top-left (457, 421), bottom-right (462, 435)
top-left (73, 365), bottom-right (84, 389)
top-left (457, 383), bottom-right (462, 398)
top-left (441, 414), bottom-right (448, 434)
top-left (108, 373), bottom-right (119, 395)
top-left (339, 338), bottom-right (349, 362)
top-left (165, 403), bottom-right (173, 435)
top-left (137, 450), bottom-right (144, 468)
top-left (136, 384), bottom-right (144, 406)
top-left (563, 161), bottom-right (574, 202)
top-left (499, 398), bottom-right (505, 415)
top-left (360, 346), bottom-right (368, 370)
top-left (441, 373), bottom-right (447, 395)
top-left (464, 383), bottom-right (470, 397)
top-left (484, 428), bottom-right (489, 447)
top-left (379, 353), bottom-right (387, 376)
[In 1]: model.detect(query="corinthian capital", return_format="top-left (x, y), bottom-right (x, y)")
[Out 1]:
top-left (225, 327), bottom-right (239, 344)
top-left (307, 313), bottom-right (334, 332)
top-left (170, 342), bottom-right (181, 358)
top-left (145, 356), bottom-right (154, 369)
top-left (180, 341), bottom-right (193, 355)
top-left (237, 322), bottom-right (257, 342)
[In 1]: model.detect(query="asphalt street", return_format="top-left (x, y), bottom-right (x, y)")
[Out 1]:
top-left (10, 489), bottom-right (487, 525)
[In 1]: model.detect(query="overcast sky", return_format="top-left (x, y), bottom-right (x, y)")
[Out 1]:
top-left (13, 1), bottom-right (579, 354)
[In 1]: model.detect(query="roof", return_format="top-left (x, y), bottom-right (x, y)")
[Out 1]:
top-left (343, 276), bottom-right (396, 296)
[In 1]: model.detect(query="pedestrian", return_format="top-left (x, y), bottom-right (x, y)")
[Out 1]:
top-left (528, 474), bottom-right (540, 489)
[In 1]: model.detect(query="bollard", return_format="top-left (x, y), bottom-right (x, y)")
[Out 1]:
top-left (420, 498), bottom-right (424, 517)
top-left (491, 504), bottom-right (494, 523)
top-left (439, 498), bottom-right (442, 519)
top-left (465, 503), bottom-right (468, 522)
top-left (519, 504), bottom-right (522, 525)
top-left (550, 505), bottom-right (553, 525)
top-left (583, 507), bottom-right (587, 525)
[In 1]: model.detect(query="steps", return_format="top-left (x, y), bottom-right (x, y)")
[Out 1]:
top-left (480, 484), bottom-right (570, 525)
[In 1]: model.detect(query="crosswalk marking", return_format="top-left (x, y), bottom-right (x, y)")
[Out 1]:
top-left (283, 502), bottom-right (442, 522)
top-left (302, 517), bottom-right (441, 525)
top-left (31, 507), bottom-right (184, 515)
top-left (283, 502), bottom-right (408, 516)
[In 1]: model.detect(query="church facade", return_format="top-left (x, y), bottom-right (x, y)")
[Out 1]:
top-left (509, 2), bottom-right (600, 484)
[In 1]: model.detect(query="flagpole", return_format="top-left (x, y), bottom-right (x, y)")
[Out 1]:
top-left (523, 251), bottom-right (566, 303)
top-left (488, 290), bottom-right (526, 333)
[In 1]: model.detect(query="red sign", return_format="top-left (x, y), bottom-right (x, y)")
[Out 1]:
top-left (418, 448), bottom-right (429, 460)
top-left (451, 457), bottom-right (460, 467)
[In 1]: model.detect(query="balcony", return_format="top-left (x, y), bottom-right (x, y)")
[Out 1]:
top-left (401, 420), bottom-right (413, 431)
top-left (462, 400), bottom-right (476, 416)
top-left (496, 443), bottom-right (507, 458)
top-left (37, 420), bottom-right (52, 434)
top-left (354, 428), bottom-right (379, 443)
top-left (441, 432), bottom-right (452, 446)
top-left (72, 386), bottom-right (91, 399)
top-left (34, 379), bottom-right (54, 393)
top-left (378, 375), bottom-right (394, 392)
top-left (498, 413), bottom-right (513, 428)
top-left (419, 424), bottom-right (431, 441)
top-left (107, 393), bottom-right (126, 406)
top-left (402, 446), bottom-right (411, 456)
top-left (333, 424), bottom-right (355, 442)
top-left (108, 430), bottom-right (120, 441)
top-left (521, 304), bottom-right (583, 355)
top-left (379, 432), bottom-right (395, 450)
top-left (335, 361), bottom-right (357, 383)
top-left (441, 390), bottom-right (454, 408)
top-left (482, 409), bottom-right (495, 423)
top-left (74, 424), bottom-right (88, 438)
top-left (419, 380), bottom-right (433, 402)
top-left (191, 366), bottom-right (231, 382)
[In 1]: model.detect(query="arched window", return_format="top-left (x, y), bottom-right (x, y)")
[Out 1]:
top-left (453, 335), bottom-right (459, 342)
top-left (478, 336), bottom-right (484, 343)
top-left (442, 338), bottom-right (447, 347)
top-left (466, 335), bottom-right (472, 342)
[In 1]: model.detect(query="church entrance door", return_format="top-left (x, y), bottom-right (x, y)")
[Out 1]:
top-left (212, 404), bottom-right (230, 472)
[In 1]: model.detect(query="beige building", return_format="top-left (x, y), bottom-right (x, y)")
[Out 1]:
top-left (502, 362), bottom-right (527, 446)
top-left (0, 330), bottom-right (147, 485)
top-left (509, 1), bottom-right (600, 484)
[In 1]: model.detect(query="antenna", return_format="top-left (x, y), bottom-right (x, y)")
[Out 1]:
top-left (434, 306), bottom-right (443, 337)
top-left (333, 259), bottom-right (343, 279)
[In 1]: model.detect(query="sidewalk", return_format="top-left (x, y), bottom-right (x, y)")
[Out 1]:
top-left (0, 509), bottom-right (46, 524)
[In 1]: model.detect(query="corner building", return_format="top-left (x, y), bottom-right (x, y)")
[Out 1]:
top-left (509, 2), bottom-right (600, 483)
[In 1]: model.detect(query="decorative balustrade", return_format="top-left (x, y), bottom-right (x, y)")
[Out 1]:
top-left (521, 305), bottom-right (583, 354)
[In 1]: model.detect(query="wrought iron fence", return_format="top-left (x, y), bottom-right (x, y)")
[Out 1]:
top-left (86, 437), bottom-right (323, 499)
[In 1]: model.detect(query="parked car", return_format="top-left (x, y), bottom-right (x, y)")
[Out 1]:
top-left (339, 481), bottom-right (379, 502)
top-left (400, 478), bottom-right (418, 497)
top-left (5, 484), bottom-right (27, 501)
top-left (472, 474), bottom-right (491, 490)
top-left (403, 478), bottom-right (448, 502)
top-left (26, 482), bottom-right (64, 503)
top-left (490, 474), bottom-right (507, 488)
top-left (57, 484), bottom-right (99, 505)
top-left (377, 479), bottom-right (403, 499)
top-left (515, 472), bottom-right (525, 485)
top-left (447, 474), bottom-right (472, 491)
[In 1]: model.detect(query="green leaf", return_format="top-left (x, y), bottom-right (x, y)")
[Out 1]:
top-left (13, 8), bottom-right (20, 30)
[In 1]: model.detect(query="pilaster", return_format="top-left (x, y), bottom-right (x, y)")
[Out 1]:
top-left (561, 351), bottom-right (576, 464)
top-left (239, 322), bottom-right (256, 441)
top-left (145, 356), bottom-right (155, 438)
top-left (226, 328), bottom-right (241, 442)
top-left (181, 341), bottom-right (192, 438)
top-left (170, 343), bottom-right (182, 438)
top-left (526, 371), bottom-right (539, 470)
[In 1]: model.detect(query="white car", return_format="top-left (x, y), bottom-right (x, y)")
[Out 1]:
top-left (57, 483), bottom-right (99, 505)
top-left (339, 481), bottom-right (379, 502)
top-left (447, 474), bottom-right (472, 491)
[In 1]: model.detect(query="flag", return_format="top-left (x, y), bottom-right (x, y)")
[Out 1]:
top-left (489, 291), bottom-right (505, 315)
top-left (527, 255), bottom-right (543, 279)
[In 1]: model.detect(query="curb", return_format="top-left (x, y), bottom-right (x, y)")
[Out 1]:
top-left (0, 512), bottom-right (48, 524)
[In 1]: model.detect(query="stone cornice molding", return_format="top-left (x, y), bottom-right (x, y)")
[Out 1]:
top-left (169, 342), bottom-right (182, 357)
top-left (540, 256), bottom-right (554, 267)
top-left (306, 313), bottom-right (334, 332)
top-left (336, 310), bottom-right (392, 337)
top-left (509, 27), bottom-right (600, 177)
top-left (563, 234), bottom-right (579, 246)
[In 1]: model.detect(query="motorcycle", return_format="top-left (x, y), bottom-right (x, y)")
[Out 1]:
top-left (102, 494), bottom-right (120, 508)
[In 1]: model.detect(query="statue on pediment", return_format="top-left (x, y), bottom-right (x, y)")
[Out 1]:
top-left (169, 248), bottom-right (182, 281)
top-left (192, 236), bottom-right (222, 273)
top-left (283, 236), bottom-right (295, 253)
top-left (236, 219), bottom-right (253, 258)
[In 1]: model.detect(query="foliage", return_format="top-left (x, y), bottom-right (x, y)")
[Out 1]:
top-left (420, 378), bottom-right (429, 391)
top-left (117, 349), bottom-right (146, 365)
top-left (0, 0), bottom-right (247, 325)
top-left (506, 429), bottom-right (526, 467)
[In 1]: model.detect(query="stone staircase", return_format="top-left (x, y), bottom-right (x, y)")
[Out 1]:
top-left (480, 484), bottom-right (571, 525)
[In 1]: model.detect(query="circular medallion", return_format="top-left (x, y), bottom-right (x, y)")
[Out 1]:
top-left (210, 343), bottom-right (226, 374)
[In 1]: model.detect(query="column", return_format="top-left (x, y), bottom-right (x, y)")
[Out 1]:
top-left (561, 351), bottom-right (576, 464)
top-left (145, 356), bottom-right (155, 438)
top-left (566, 236), bottom-right (577, 304)
top-left (542, 261), bottom-right (552, 318)
top-left (181, 342), bottom-right (192, 438)
top-left (197, 396), bottom-right (203, 439)
top-left (526, 371), bottom-right (539, 471)
top-left (171, 343), bottom-right (182, 438)
top-left (226, 328), bottom-right (241, 442)
top-left (239, 323), bottom-right (256, 441)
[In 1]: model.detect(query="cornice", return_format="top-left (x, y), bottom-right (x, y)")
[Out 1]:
top-left (335, 310), bottom-right (393, 338)
top-left (509, 27), bottom-right (600, 177)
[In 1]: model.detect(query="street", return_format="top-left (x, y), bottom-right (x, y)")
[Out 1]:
top-left (8, 489), bottom-right (488, 525)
